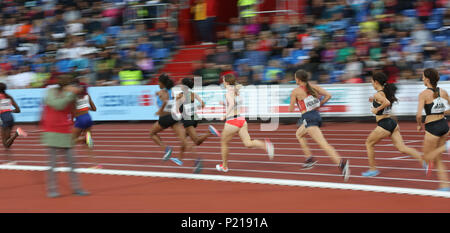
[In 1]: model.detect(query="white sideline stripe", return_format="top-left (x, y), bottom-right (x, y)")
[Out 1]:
top-left (4, 160), bottom-right (448, 184)
top-left (0, 164), bottom-right (449, 198)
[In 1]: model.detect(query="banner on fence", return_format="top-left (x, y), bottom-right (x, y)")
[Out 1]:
top-left (6, 82), bottom-right (450, 123)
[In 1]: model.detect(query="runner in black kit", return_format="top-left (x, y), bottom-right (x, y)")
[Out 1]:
top-left (172, 77), bottom-right (220, 173)
top-left (149, 74), bottom-right (189, 165)
top-left (416, 68), bottom-right (450, 190)
top-left (362, 72), bottom-right (423, 177)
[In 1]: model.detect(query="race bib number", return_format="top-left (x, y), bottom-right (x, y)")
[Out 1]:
top-left (0, 99), bottom-right (11, 111)
top-left (303, 95), bottom-right (320, 112)
top-left (431, 97), bottom-right (446, 114)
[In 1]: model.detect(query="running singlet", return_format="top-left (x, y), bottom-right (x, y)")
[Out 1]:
top-left (162, 89), bottom-right (175, 113)
top-left (180, 91), bottom-right (198, 118)
top-left (76, 95), bottom-right (90, 113)
top-left (0, 94), bottom-right (12, 113)
top-left (372, 100), bottom-right (392, 115)
top-left (424, 88), bottom-right (446, 115)
top-left (297, 95), bottom-right (320, 114)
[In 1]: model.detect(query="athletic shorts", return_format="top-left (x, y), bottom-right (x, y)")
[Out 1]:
top-left (377, 118), bottom-right (397, 134)
top-left (182, 119), bottom-right (198, 128)
top-left (74, 113), bottom-right (93, 130)
top-left (297, 110), bottom-right (322, 128)
top-left (425, 118), bottom-right (449, 137)
top-left (225, 116), bottom-right (246, 128)
top-left (0, 111), bottom-right (14, 128)
top-left (158, 114), bottom-right (179, 129)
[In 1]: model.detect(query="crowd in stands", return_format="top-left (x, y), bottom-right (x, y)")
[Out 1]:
top-left (0, 0), bottom-right (180, 89)
top-left (0, 0), bottom-right (448, 89)
top-left (195, 0), bottom-right (449, 86)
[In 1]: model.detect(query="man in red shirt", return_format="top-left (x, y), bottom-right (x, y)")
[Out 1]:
top-left (41, 75), bottom-right (89, 198)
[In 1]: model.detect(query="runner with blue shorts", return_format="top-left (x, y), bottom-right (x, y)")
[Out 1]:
top-left (289, 70), bottom-right (350, 181)
top-left (72, 82), bottom-right (100, 168)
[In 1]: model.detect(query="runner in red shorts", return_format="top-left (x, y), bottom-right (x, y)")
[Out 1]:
top-left (215, 73), bottom-right (274, 172)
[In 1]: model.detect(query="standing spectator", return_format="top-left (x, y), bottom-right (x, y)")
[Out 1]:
top-left (40, 75), bottom-right (89, 198)
top-left (118, 62), bottom-right (143, 86)
top-left (191, 0), bottom-right (210, 44)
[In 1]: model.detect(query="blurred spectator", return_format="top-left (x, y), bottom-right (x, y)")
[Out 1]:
top-left (198, 62), bottom-right (221, 86)
top-left (342, 54), bottom-right (363, 82)
top-left (118, 62), bottom-right (143, 86)
top-left (415, 0), bottom-right (433, 23)
top-left (411, 23), bottom-right (432, 46)
top-left (261, 60), bottom-right (284, 84)
top-left (213, 45), bottom-right (233, 67)
top-left (191, 0), bottom-right (212, 44)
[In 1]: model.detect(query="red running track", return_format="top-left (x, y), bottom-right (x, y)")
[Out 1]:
top-left (0, 121), bottom-right (449, 212)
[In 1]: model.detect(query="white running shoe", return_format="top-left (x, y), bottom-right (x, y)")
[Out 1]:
top-left (216, 164), bottom-right (229, 173)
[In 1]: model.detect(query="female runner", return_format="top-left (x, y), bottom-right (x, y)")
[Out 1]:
top-left (416, 68), bottom-right (449, 190)
top-left (72, 82), bottom-right (101, 168)
top-left (150, 74), bottom-right (189, 165)
top-left (289, 70), bottom-right (350, 181)
top-left (174, 77), bottom-right (220, 172)
top-left (362, 72), bottom-right (423, 177)
top-left (0, 83), bottom-right (27, 165)
top-left (216, 73), bottom-right (274, 172)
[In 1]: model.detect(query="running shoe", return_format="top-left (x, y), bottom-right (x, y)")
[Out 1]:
top-left (163, 146), bottom-right (173, 161)
top-left (86, 131), bottom-right (94, 149)
top-left (265, 139), bottom-right (274, 160)
top-left (47, 191), bottom-right (61, 198)
top-left (437, 187), bottom-right (450, 192)
top-left (340, 160), bottom-right (350, 181)
top-left (170, 157), bottom-right (183, 166)
top-left (361, 169), bottom-right (380, 177)
top-left (216, 164), bottom-right (229, 173)
top-left (208, 125), bottom-right (221, 137)
top-left (89, 165), bottom-right (103, 169)
top-left (16, 128), bottom-right (27, 137)
top-left (302, 157), bottom-right (317, 169)
top-left (193, 159), bottom-right (203, 174)
top-left (73, 189), bottom-right (90, 196)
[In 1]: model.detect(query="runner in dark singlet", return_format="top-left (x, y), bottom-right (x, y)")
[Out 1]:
top-left (363, 72), bottom-right (423, 177)
top-left (416, 68), bottom-right (450, 190)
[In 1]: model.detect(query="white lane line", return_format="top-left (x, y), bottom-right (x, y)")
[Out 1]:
top-left (6, 152), bottom-right (448, 173)
top-left (20, 128), bottom-right (426, 133)
top-left (0, 164), bottom-right (448, 198)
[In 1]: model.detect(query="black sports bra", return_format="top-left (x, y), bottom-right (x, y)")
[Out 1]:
top-left (424, 88), bottom-right (445, 115)
top-left (372, 91), bottom-right (391, 115)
